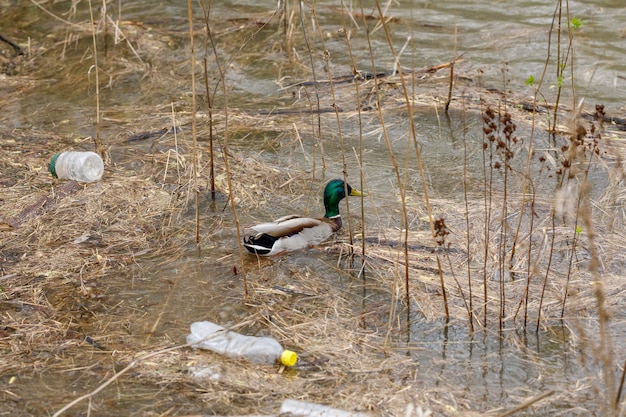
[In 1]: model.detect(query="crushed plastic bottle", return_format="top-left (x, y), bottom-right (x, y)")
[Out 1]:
top-left (186, 321), bottom-right (297, 367)
top-left (279, 399), bottom-right (370, 417)
top-left (49, 151), bottom-right (104, 183)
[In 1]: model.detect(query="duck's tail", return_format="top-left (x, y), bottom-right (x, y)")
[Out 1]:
top-left (243, 233), bottom-right (278, 256)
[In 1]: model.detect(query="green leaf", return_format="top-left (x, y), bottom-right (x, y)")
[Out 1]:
top-left (525, 75), bottom-right (535, 86)
top-left (575, 226), bottom-right (583, 234)
top-left (570, 17), bottom-right (583, 29)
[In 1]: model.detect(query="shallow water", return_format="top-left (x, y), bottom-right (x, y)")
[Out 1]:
top-left (41, 244), bottom-right (601, 415)
top-left (1, 0), bottom-right (625, 415)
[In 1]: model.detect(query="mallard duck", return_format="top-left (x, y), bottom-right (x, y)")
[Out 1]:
top-left (243, 179), bottom-right (365, 256)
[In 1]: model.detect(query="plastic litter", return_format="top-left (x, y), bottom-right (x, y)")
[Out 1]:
top-left (49, 151), bottom-right (104, 183)
top-left (279, 399), bottom-right (369, 417)
top-left (187, 320), bottom-right (297, 367)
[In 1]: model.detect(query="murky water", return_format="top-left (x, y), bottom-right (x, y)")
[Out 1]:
top-left (1, 0), bottom-right (625, 415)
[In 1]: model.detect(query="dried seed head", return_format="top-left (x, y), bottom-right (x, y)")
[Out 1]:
top-left (434, 217), bottom-right (449, 246)
top-left (594, 104), bottom-right (605, 121)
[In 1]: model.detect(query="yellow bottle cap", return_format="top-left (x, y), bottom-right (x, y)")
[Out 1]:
top-left (280, 350), bottom-right (298, 367)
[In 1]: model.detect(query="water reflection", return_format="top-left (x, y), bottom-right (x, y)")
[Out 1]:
top-left (402, 318), bottom-right (581, 412)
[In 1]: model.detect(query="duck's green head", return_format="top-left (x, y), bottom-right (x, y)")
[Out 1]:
top-left (323, 179), bottom-right (365, 218)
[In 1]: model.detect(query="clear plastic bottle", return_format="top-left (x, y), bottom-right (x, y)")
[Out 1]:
top-left (49, 151), bottom-right (104, 183)
top-left (280, 399), bottom-right (370, 417)
top-left (187, 321), bottom-right (297, 367)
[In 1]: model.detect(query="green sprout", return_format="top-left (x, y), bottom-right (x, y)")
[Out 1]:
top-left (570, 17), bottom-right (583, 29)
top-left (525, 75), bottom-right (535, 86)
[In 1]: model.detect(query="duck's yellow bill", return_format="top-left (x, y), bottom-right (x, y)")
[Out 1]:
top-left (350, 188), bottom-right (366, 197)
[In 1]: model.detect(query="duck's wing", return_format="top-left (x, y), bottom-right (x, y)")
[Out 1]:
top-left (269, 222), bottom-right (335, 254)
top-left (250, 216), bottom-right (325, 238)
top-left (245, 216), bottom-right (339, 255)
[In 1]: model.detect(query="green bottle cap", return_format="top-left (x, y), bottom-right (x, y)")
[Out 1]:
top-left (49, 153), bottom-right (60, 178)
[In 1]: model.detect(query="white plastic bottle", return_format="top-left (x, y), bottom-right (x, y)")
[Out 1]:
top-left (280, 399), bottom-right (370, 417)
top-left (49, 151), bottom-right (104, 183)
top-left (187, 321), bottom-right (297, 367)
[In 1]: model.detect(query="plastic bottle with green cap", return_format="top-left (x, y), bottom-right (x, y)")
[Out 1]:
top-left (49, 151), bottom-right (104, 183)
top-left (187, 321), bottom-right (298, 367)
